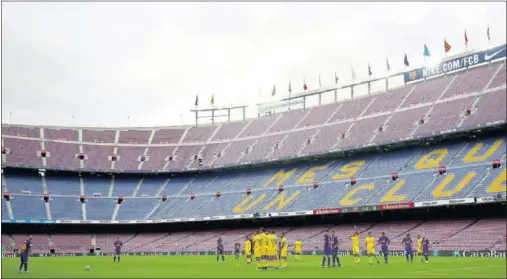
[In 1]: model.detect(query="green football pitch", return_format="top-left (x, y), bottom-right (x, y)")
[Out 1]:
top-left (2, 255), bottom-right (506, 278)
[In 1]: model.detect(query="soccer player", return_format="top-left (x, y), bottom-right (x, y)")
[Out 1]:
top-left (280, 233), bottom-right (288, 268)
top-left (216, 237), bottom-right (225, 263)
top-left (260, 228), bottom-right (269, 270)
top-left (266, 231), bottom-right (272, 268)
top-left (253, 231), bottom-right (262, 270)
top-left (350, 232), bottom-right (361, 264)
top-left (265, 230), bottom-right (273, 268)
top-left (234, 242), bottom-right (241, 260)
top-left (244, 236), bottom-right (252, 264)
top-left (421, 236), bottom-right (430, 263)
top-left (365, 232), bottom-right (380, 265)
top-left (377, 232), bottom-right (390, 264)
top-left (330, 231), bottom-right (341, 267)
top-left (321, 231), bottom-right (331, 268)
top-left (294, 238), bottom-right (302, 261)
top-left (402, 234), bottom-right (414, 263)
top-left (113, 237), bottom-right (123, 263)
top-left (18, 235), bottom-right (32, 272)
top-left (272, 230), bottom-right (279, 268)
top-left (416, 235), bottom-right (423, 260)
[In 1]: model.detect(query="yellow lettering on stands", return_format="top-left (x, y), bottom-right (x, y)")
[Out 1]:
top-left (332, 161), bottom-right (366, 180)
top-left (232, 194), bottom-right (266, 213)
top-left (263, 191), bottom-right (301, 211)
top-left (432, 172), bottom-right (476, 198)
top-left (263, 169), bottom-right (297, 187)
top-left (463, 140), bottom-right (504, 163)
top-left (296, 164), bottom-right (332, 184)
top-left (486, 169), bottom-right (507, 193)
top-left (339, 184), bottom-right (374, 206)
top-left (415, 149), bottom-right (448, 170)
top-left (380, 179), bottom-right (407, 202)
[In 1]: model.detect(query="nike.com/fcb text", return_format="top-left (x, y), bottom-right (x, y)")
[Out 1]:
top-left (422, 54), bottom-right (480, 78)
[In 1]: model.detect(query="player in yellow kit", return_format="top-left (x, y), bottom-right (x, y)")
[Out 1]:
top-left (350, 232), bottom-right (360, 264)
top-left (253, 231), bottom-right (262, 269)
top-left (280, 233), bottom-right (288, 268)
top-left (416, 234), bottom-right (423, 261)
top-left (294, 238), bottom-right (302, 261)
top-left (260, 228), bottom-right (269, 270)
top-left (244, 236), bottom-right (252, 264)
top-left (266, 231), bottom-right (273, 268)
top-left (365, 232), bottom-right (380, 265)
top-left (271, 230), bottom-right (279, 268)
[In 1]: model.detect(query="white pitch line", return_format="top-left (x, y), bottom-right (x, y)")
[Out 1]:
top-left (414, 265), bottom-right (501, 273)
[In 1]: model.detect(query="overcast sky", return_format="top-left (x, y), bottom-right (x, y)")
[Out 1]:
top-left (1, 2), bottom-right (506, 128)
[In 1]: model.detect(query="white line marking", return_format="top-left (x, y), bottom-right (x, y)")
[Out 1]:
top-left (414, 265), bottom-right (501, 273)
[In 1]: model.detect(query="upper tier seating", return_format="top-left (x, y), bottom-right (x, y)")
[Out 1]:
top-left (1, 62), bottom-right (505, 172)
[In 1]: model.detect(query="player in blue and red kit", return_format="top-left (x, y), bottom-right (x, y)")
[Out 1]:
top-left (330, 231), bottom-right (341, 267)
top-left (113, 237), bottom-right (123, 263)
top-left (216, 237), bottom-right (225, 263)
top-left (421, 236), bottom-right (430, 264)
top-left (321, 231), bottom-right (331, 268)
top-left (234, 243), bottom-right (241, 260)
top-left (18, 235), bottom-right (32, 272)
top-left (377, 232), bottom-right (390, 264)
top-left (402, 234), bottom-right (414, 263)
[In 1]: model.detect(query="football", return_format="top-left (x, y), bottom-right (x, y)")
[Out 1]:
top-left (84, 265), bottom-right (91, 271)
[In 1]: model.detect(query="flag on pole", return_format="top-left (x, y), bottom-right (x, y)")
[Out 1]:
top-left (404, 54), bottom-right (410, 67)
top-left (351, 67), bottom-right (356, 81)
top-left (423, 44), bottom-right (431, 57)
top-left (444, 39), bottom-right (452, 53)
top-left (386, 57), bottom-right (391, 71)
top-left (465, 31), bottom-right (469, 49)
top-left (335, 72), bottom-right (339, 84)
top-left (195, 95), bottom-right (199, 106)
top-left (272, 85), bottom-right (276, 96)
top-left (318, 75), bottom-right (322, 88)
top-left (288, 82), bottom-right (292, 93)
top-left (368, 63), bottom-right (372, 76)
top-left (210, 94), bottom-right (215, 105)
top-left (487, 25), bottom-right (491, 44)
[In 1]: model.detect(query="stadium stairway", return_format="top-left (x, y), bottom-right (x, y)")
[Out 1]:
top-left (149, 232), bottom-right (196, 253)
top-left (448, 219), bottom-right (479, 239)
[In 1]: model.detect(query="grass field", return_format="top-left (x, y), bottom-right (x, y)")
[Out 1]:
top-left (2, 255), bottom-right (506, 278)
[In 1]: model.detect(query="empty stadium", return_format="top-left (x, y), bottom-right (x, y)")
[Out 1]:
top-left (1, 2), bottom-right (507, 278)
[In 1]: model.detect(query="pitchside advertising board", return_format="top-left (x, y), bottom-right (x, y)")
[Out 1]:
top-left (2, 250), bottom-right (505, 258)
top-left (404, 44), bottom-right (507, 83)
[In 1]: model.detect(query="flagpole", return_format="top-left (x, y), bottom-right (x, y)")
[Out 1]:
top-left (465, 31), bottom-right (468, 54)
top-left (487, 25), bottom-right (491, 45)
top-left (334, 70), bottom-right (338, 103)
top-left (350, 66), bottom-right (355, 99)
top-left (444, 38), bottom-right (447, 57)
top-left (385, 58), bottom-right (389, 92)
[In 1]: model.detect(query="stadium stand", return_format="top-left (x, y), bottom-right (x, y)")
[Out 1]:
top-left (1, 55), bottom-right (506, 258)
top-left (1, 135), bottom-right (505, 222)
top-left (2, 62), bottom-right (504, 172)
top-left (3, 218), bottom-right (504, 253)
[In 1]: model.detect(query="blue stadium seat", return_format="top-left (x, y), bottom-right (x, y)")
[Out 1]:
top-left (50, 197), bottom-right (82, 220)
